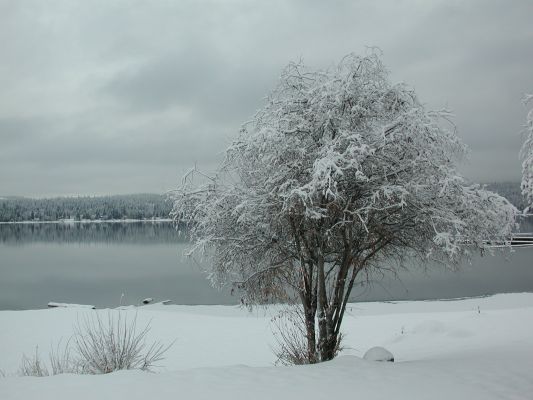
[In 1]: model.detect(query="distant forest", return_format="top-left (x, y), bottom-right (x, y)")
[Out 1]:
top-left (0, 194), bottom-right (173, 222)
top-left (0, 183), bottom-right (529, 223)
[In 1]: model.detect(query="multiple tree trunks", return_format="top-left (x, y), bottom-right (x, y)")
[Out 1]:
top-left (172, 52), bottom-right (518, 364)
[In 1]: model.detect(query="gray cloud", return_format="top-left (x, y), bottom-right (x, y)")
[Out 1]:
top-left (0, 0), bottom-right (532, 197)
top-left (103, 45), bottom-right (276, 124)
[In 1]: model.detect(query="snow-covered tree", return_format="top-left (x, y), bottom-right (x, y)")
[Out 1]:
top-left (172, 52), bottom-right (517, 363)
top-left (520, 94), bottom-right (533, 211)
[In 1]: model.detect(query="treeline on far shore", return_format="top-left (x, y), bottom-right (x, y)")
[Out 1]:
top-left (0, 183), bottom-right (530, 224)
top-left (0, 193), bottom-right (173, 222)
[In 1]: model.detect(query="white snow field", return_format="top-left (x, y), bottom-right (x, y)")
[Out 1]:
top-left (1, 293), bottom-right (533, 399)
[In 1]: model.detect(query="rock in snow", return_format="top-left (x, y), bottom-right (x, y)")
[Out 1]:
top-left (363, 346), bottom-right (394, 362)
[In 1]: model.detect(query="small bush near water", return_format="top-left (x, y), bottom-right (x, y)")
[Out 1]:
top-left (74, 312), bottom-right (171, 374)
top-left (18, 312), bottom-right (172, 377)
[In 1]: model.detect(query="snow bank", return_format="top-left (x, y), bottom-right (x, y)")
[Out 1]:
top-left (1, 293), bottom-right (532, 400)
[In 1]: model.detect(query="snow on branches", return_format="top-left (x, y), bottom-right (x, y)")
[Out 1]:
top-left (520, 94), bottom-right (533, 211)
top-left (171, 52), bottom-right (517, 361)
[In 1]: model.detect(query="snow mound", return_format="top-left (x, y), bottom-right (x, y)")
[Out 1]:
top-left (363, 346), bottom-right (394, 362)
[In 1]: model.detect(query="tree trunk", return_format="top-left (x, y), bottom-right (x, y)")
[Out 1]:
top-left (304, 304), bottom-right (317, 363)
top-left (316, 251), bottom-right (340, 361)
top-left (300, 286), bottom-right (318, 364)
top-left (299, 246), bottom-right (354, 363)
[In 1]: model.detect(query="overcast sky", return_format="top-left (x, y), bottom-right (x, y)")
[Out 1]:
top-left (1, 0), bottom-right (532, 197)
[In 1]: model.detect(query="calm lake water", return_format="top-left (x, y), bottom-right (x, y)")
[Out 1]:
top-left (0, 221), bottom-right (532, 310)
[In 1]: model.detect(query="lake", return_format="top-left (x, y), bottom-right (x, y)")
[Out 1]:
top-left (0, 221), bottom-right (532, 310)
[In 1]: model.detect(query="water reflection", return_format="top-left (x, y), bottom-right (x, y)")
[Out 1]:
top-left (0, 222), bottom-right (531, 310)
top-left (0, 221), bottom-right (182, 245)
top-left (349, 248), bottom-right (533, 302)
top-left (0, 222), bottom-right (235, 310)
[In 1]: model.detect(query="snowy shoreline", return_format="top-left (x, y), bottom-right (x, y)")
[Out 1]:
top-left (18, 290), bottom-right (532, 311)
top-left (1, 292), bottom-right (532, 399)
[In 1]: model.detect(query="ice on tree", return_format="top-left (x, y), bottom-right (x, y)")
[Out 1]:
top-left (171, 51), bottom-right (517, 363)
top-left (520, 94), bottom-right (533, 211)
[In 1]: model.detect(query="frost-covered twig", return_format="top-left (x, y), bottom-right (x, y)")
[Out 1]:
top-left (520, 94), bottom-right (533, 211)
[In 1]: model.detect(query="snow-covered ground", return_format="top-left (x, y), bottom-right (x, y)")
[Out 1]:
top-left (1, 293), bottom-right (532, 399)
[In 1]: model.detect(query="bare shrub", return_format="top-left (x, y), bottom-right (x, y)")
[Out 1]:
top-left (272, 307), bottom-right (310, 366)
top-left (49, 339), bottom-right (79, 375)
top-left (19, 347), bottom-right (49, 377)
top-left (73, 312), bottom-right (172, 374)
top-left (19, 341), bottom-right (80, 377)
top-left (18, 311), bottom-right (172, 376)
